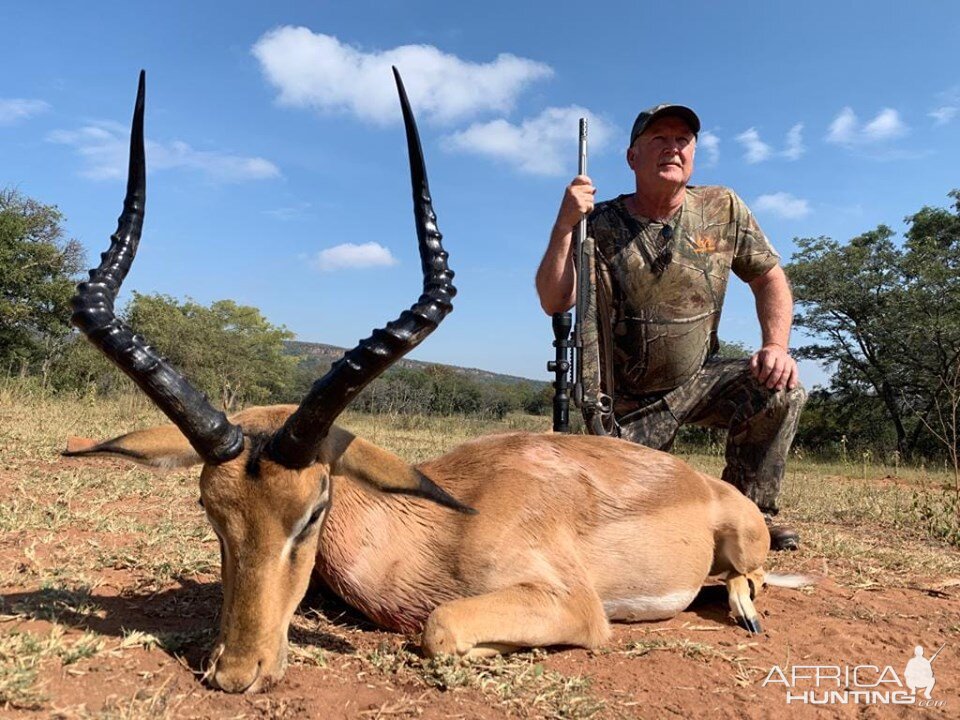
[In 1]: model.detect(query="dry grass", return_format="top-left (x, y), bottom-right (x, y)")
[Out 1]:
top-left (0, 626), bottom-right (104, 710)
top-left (1, 381), bottom-right (959, 716)
top-left (675, 443), bottom-right (960, 583)
top-left (361, 642), bottom-right (605, 719)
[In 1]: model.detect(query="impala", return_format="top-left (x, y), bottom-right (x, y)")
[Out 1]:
top-left (65, 70), bottom-right (781, 694)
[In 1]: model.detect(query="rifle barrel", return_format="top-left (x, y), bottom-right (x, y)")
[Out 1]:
top-left (572, 118), bottom-right (589, 408)
top-left (577, 118), bottom-right (588, 242)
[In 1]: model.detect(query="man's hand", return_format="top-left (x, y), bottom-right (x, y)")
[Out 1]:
top-left (555, 175), bottom-right (596, 231)
top-left (750, 344), bottom-right (799, 391)
top-left (537, 175), bottom-right (596, 315)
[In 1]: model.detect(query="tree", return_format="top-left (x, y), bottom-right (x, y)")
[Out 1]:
top-left (423, 364), bottom-right (483, 415)
top-left (788, 190), bottom-right (960, 459)
top-left (899, 190), bottom-right (960, 477)
top-left (354, 367), bottom-right (432, 415)
top-left (125, 294), bottom-right (296, 410)
top-left (0, 189), bottom-right (84, 380)
top-left (716, 339), bottom-right (751, 359)
top-left (521, 383), bottom-right (554, 416)
top-left (48, 335), bottom-right (127, 395)
top-left (793, 384), bottom-right (900, 457)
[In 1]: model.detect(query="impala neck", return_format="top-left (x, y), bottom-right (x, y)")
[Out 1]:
top-left (315, 463), bottom-right (460, 633)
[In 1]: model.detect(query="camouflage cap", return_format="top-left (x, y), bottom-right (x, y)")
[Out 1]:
top-left (629, 104), bottom-right (701, 146)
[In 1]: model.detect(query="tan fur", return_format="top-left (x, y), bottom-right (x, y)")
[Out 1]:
top-left (66, 436), bottom-right (97, 453)
top-left (64, 425), bottom-right (203, 469)
top-left (64, 405), bottom-right (771, 691)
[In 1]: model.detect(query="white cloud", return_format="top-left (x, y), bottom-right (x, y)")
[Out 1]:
top-left (735, 127), bottom-right (772, 164)
top-left (252, 27), bottom-right (553, 125)
top-left (48, 121), bottom-right (280, 182)
top-left (754, 192), bottom-right (810, 219)
top-left (929, 86), bottom-right (959, 126)
top-left (930, 106), bottom-right (957, 125)
top-left (440, 106), bottom-right (614, 176)
top-left (698, 130), bottom-right (720, 167)
top-left (826, 107), bottom-right (908, 145)
top-left (782, 123), bottom-right (805, 160)
top-left (862, 108), bottom-right (907, 141)
top-left (0, 98), bottom-right (50, 125)
top-left (313, 242), bottom-right (398, 272)
top-left (827, 107), bottom-right (858, 144)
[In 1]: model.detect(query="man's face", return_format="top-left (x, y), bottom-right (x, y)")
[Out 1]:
top-left (627, 116), bottom-right (696, 191)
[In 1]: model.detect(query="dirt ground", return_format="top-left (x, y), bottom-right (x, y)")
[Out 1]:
top-left (2, 550), bottom-right (958, 719)
top-left (1, 400), bottom-right (959, 718)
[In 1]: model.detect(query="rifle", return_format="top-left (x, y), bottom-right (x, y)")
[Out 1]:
top-left (548, 119), bottom-right (587, 432)
top-left (930, 643), bottom-right (946, 663)
top-left (548, 119), bottom-right (617, 435)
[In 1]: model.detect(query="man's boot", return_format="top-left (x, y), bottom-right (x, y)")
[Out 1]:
top-left (765, 514), bottom-right (800, 552)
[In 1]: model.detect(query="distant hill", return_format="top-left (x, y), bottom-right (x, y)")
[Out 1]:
top-left (284, 340), bottom-right (547, 388)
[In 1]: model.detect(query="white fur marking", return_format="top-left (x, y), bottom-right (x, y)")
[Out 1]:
top-left (603, 589), bottom-right (698, 621)
top-left (765, 573), bottom-right (816, 589)
top-left (280, 504), bottom-right (318, 563)
top-left (280, 535), bottom-right (296, 563)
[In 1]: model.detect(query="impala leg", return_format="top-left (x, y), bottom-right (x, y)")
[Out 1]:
top-left (421, 583), bottom-right (610, 659)
top-left (726, 573), bottom-right (763, 634)
top-left (746, 568), bottom-right (766, 598)
top-left (711, 485), bottom-right (770, 635)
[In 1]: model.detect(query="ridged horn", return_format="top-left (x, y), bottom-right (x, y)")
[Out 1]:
top-left (70, 71), bottom-right (244, 464)
top-left (268, 67), bottom-right (456, 469)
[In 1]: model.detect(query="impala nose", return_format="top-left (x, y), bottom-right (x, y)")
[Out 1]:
top-left (208, 656), bottom-right (263, 694)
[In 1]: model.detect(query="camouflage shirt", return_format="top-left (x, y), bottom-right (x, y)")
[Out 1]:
top-left (588, 185), bottom-right (779, 398)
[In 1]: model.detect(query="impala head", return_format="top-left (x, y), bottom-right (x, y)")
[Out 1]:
top-left (63, 70), bottom-right (468, 693)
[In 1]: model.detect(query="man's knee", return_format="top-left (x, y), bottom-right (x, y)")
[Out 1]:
top-left (728, 380), bottom-right (806, 447)
top-left (757, 380), bottom-right (807, 419)
top-left (785, 382), bottom-right (808, 409)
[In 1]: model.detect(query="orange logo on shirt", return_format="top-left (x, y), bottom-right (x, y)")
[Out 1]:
top-left (692, 233), bottom-right (717, 254)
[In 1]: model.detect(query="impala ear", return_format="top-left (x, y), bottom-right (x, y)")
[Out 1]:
top-left (63, 425), bottom-right (204, 469)
top-left (320, 428), bottom-right (475, 514)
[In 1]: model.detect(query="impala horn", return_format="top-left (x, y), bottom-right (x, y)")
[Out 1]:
top-left (70, 71), bottom-right (244, 464)
top-left (268, 67), bottom-right (456, 469)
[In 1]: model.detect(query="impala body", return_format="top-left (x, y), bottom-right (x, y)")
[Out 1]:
top-left (65, 70), bottom-right (771, 694)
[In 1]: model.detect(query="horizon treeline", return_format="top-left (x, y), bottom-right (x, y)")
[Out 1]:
top-left (4, 186), bottom-right (960, 468)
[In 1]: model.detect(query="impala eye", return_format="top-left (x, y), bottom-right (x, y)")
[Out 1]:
top-left (295, 502), bottom-right (327, 542)
top-left (306, 503), bottom-right (326, 527)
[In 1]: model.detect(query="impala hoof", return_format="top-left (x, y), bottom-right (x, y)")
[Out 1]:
top-left (738, 615), bottom-right (763, 634)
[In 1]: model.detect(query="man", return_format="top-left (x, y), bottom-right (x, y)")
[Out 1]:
top-left (536, 104), bottom-right (807, 551)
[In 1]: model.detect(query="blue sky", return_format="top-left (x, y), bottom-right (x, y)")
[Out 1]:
top-left (2, 1), bottom-right (958, 386)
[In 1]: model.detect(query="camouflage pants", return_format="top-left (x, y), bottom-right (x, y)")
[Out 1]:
top-left (615, 358), bottom-right (807, 514)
